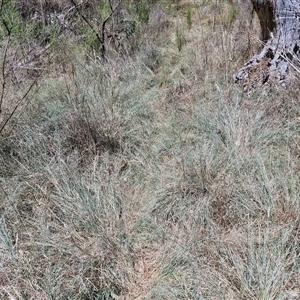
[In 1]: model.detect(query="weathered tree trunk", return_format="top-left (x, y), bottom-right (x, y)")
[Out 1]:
top-left (235, 0), bottom-right (300, 89)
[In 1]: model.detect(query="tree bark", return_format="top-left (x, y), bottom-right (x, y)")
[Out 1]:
top-left (235, 0), bottom-right (300, 89)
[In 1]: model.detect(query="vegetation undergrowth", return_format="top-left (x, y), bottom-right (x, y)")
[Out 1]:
top-left (0, 0), bottom-right (300, 299)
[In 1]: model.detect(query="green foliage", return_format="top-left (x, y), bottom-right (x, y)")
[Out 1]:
top-left (0, 0), bottom-right (61, 45)
top-left (186, 8), bottom-right (193, 29)
top-left (176, 26), bottom-right (185, 51)
top-left (0, 2), bottom-right (24, 39)
top-left (229, 5), bottom-right (238, 26)
top-left (100, 0), bottom-right (110, 18)
top-left (136, 0), bottom-right (150, 23)
top-left (85, 27), bottom-right (101, 51)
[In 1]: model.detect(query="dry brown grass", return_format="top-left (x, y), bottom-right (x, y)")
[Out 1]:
top-left (0, 0), bottom-right (300, 299)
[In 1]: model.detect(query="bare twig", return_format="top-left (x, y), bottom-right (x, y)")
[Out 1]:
top-left (70, 0), bottom-right (123, 59)
top-left (101, 0), bottom-right (123, 58)
top-left (0, 71), bottom-right (43, 135)
top-left (108, 0), bottom-right (114, 12)
top-left (0, 20), bottom-right (12, 114)
top-left (0, 7), bottom-right (48, 136)
top-left (0, 0), bottom-right (4, 14)
top-left (69, 0), bottom-right (103, 45)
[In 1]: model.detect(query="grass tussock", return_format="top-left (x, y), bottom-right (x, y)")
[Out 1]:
top-left (0, 0), bottom-right (300, 299)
